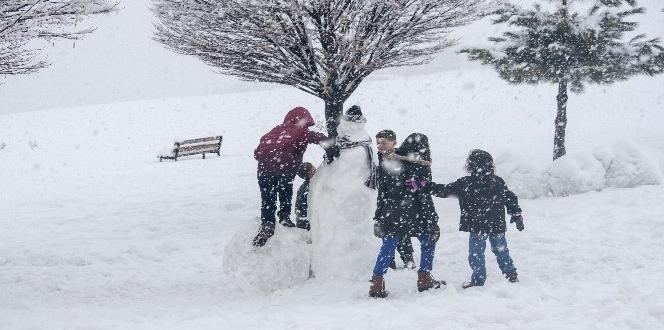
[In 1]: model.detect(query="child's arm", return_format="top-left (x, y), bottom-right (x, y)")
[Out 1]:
top-left (505, 189), bottom-right (522, 215)
top-left (429, 179), bottom-right (463, 198)
top-left (500, 178), bottom-right (521, 215)
top-left (500, 178), bottom-right (525, 231)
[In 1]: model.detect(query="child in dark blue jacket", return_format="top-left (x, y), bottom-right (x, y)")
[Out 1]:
top-left (429, 149), bottom-right (524, 288)
top-left (294, 162), bottom-right (316, 230)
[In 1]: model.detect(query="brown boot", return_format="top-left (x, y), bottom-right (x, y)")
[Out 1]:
top-left (369, 276), bottom-right (388, 298)
top-left (417, 271), bottom-right (445, 292)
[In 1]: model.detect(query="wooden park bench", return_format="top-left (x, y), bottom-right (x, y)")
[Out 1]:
top-left (159, 136), bottom-right (223, 162)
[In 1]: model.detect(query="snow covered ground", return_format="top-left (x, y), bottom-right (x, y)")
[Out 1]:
top-left (1, 69), bottom-right (664, 329)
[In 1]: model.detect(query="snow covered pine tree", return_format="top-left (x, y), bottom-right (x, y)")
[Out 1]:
top-left (152, 0), bottom-right (484, 136)
top-left (461, 0), bottom-right (664, 160)
top-left (0, 0), bottom-right (118, 78)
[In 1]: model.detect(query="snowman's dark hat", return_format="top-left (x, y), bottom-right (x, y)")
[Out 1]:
top-left (343, 105), bottom-right (366, 123)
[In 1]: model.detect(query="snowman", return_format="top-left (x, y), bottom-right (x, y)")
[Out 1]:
top-left (308, 105), bottom-right (379, 282)
top-left (224, 106), bottom-right (378, 292)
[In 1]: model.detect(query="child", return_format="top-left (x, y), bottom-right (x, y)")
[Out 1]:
top-left (429, 149), bottom-right (524, 288)
top-left (294, 162), bottom-right (316, 231)
top-left (369, 132), bottom-right (444, 298)
top-left (370, 130), bottom-right (416, 270)
top-left (252, 107), bottom-right (333, 247)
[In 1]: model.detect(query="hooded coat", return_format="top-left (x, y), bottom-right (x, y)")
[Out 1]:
top-left (430, 175), bottom-right (521, 234)
top-left (254, 107), bottom-right (327, 176)
top-left (374, 133), bottom-right (438, 237)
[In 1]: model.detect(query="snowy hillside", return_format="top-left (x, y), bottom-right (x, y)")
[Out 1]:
top-left (1, 69), bottom-right (664, 329)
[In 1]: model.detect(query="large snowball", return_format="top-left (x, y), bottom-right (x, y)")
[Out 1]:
top-left (223, 220), bottom-right (312, 294)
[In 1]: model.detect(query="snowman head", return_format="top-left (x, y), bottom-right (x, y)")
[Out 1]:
top-left (338, 105), bottom-right (368, 139)
top-left (343, 105), bottom-right (366, 124)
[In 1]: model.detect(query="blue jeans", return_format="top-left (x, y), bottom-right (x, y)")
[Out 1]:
top-left (373, 234), bottom-right (436, 277)
top-left (468, 232), bottom-right (517, 286)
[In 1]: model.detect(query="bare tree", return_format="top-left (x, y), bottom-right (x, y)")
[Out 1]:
top-left (153, 0), bottom-right (485, 136)
top-left (0, 0), bottom-right (118, 77)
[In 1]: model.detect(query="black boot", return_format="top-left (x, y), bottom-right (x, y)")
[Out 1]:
top-left (462, 281), bottom-right (481, 289)
top-left (506, 272), bottom-right (519, 283)
top-left (296, 219), bottom-right (310, 231)
top-left (252, 224), bottom-right (275, 247)
top-left (278, 213), bottom-right (296, 228)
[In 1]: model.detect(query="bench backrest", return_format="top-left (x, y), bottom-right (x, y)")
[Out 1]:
top-left (174, 136), bottom-right (222, 157)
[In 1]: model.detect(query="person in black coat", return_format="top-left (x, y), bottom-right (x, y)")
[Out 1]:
top-left (294, 162), bottom-right (316, 231)
top-left (429, 149), bottom-right (524, 288)
top-left (366, 130), bottom-right (414, 269)
top-left (369, 132), bottom-right (444, 298)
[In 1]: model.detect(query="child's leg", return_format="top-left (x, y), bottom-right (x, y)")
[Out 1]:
top-left (373, 237), bottom-right (401, 277)
top-left (396, 237), bottom-right (415, 264)
top-left (416, 234), bottom-right (436, 272)
top-left (258, 176), bottom-right (279, 228)
top-left (468, 233), bottom-right (488, 285)
top-left (488, 233), bottom-right (517, 275)
top-left (276, 174), bottom-right (296, 218)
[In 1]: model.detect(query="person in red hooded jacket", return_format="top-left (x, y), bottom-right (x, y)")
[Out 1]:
top-left (252, 107), bottom-right (334, 247)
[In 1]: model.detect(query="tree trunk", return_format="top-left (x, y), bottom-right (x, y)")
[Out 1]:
top-left (553, 80), bottom-right (568, 161)
top-left (324, 99), bottom-right (344, 137)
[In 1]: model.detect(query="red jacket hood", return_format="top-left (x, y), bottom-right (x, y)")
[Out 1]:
top-left (283, 107), bottom-right (315, 128)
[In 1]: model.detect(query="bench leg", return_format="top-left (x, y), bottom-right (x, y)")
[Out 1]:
top-left (203, 153), bottom-right (206, 159)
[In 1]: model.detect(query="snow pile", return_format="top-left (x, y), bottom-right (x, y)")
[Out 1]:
top-left (494, 151), bottom-right (547, 199)
top-left (223, 220), bottom-right (312, 294)
top-left (497, 142), bottom-right (662, 198)
top-left (596, 142), bottom-right (663, 189)
top-left (544, 153), bottom-right (606, 197)
top-left (309, 119), bottom-right (378, 282)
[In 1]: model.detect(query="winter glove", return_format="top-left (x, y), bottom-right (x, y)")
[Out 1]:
top-left (373, 221), bottom-right (386, 239)
top-left (510, 215), bottom-right (524, 231)
top-left (324, 145), bottom-right (340, 164)
top-left (405, 177), bottom-right (429, 193)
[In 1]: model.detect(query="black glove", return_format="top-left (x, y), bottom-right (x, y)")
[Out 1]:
top-left (325, 145), bottom-right (340, 164)
top-left (373, 221), bottom-right (386, 238)
top-left (428, 223), bottom-right (440, 242)
top-left (510, 215), bottom-right (524, 231)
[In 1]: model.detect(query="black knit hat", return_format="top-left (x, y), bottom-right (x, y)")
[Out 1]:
top-left (376, 129), bottom-right (397, 141)
top-left (344, 105), bottom-right (366, 123)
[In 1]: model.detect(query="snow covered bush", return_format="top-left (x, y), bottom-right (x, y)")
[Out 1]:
top-left (543, 154), bottom-right (606, 197)
top-left (597, 142), bottom-right (662, 188)
top-left (497, 142), bottom-right (662, 198)
top-left (495, 151), bottom-right (548, 199)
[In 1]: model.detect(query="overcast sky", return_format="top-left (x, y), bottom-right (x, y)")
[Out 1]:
top-left (0, 0), bottom-right (661, 115)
